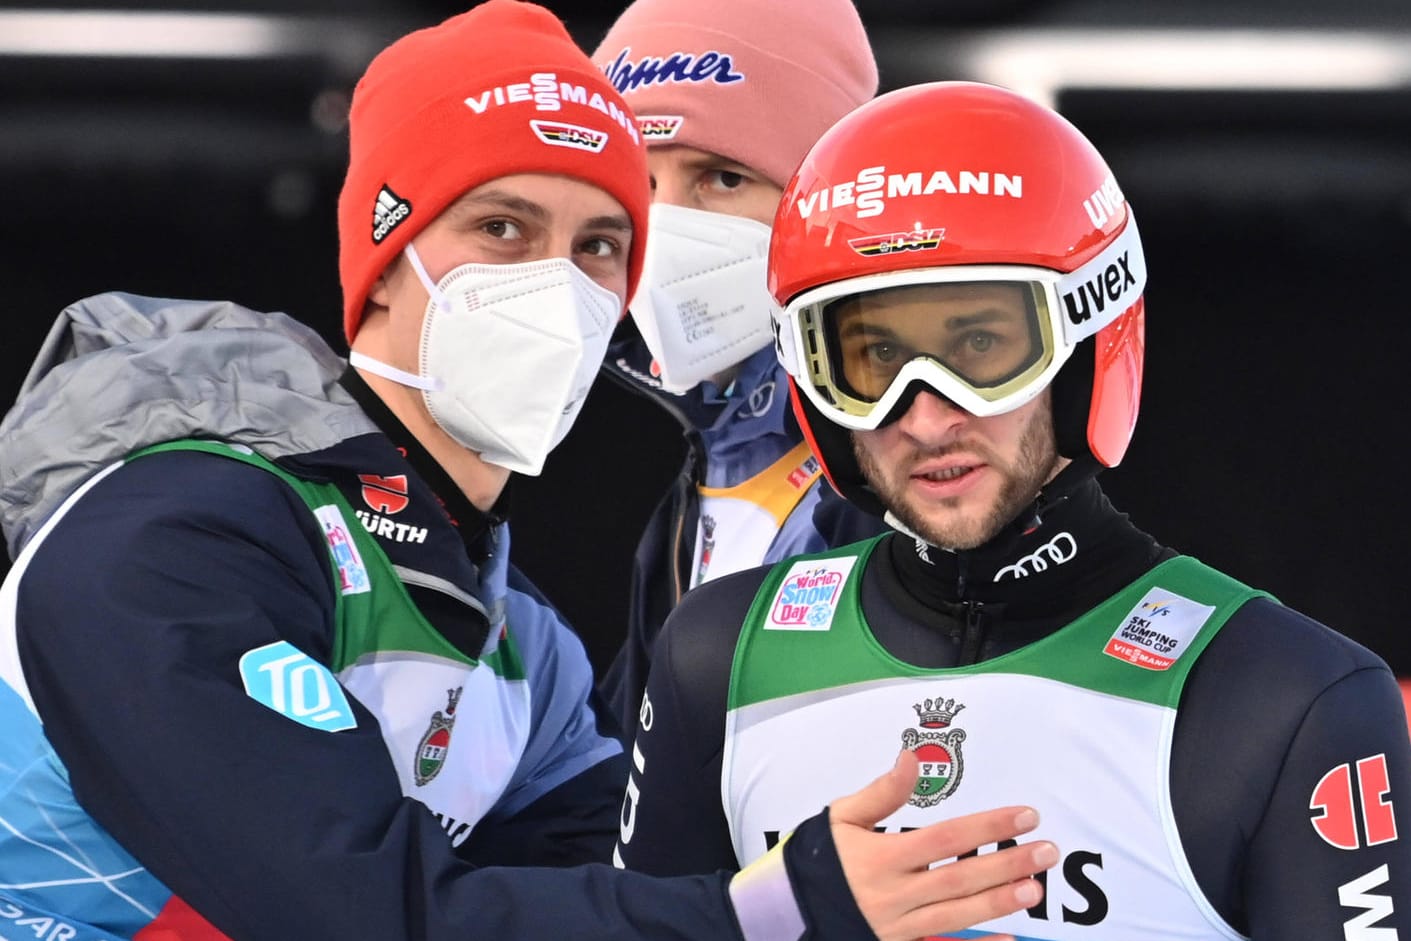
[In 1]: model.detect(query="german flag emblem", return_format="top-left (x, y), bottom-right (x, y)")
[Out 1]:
top-left (847, 226), bottom-right (946, 257)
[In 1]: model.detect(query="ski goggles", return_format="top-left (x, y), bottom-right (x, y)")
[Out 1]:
top-left (773, 218), bottom-right (1145, 430)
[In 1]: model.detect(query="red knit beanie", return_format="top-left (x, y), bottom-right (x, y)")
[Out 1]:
top-left (592, 0), bottom-right (877, 189)
top-left (338, 0), bottom-right (651, 341)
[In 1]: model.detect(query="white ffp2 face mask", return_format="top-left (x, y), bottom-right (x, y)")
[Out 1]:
top-left (351, 245), bottom-right (621, 476)
top-left (628, 203), bottom-right (776, 392)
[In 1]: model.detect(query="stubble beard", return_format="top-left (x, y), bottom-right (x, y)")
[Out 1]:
top-left (854, 405), bottom-right (1061, 551)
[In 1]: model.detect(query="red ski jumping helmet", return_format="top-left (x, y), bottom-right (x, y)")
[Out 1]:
top-left (768, 81), bottom-right (1146, 514)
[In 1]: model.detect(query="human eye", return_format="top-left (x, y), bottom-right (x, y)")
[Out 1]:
top-left (578, 235), bottom-right (622, 259)
top-left (948, 330), bottom-right (1006, 363)
top-left (480, 218), bottom-right (523, 240)
top-left (947, 328), bottom-right (1027, 381)
top-left (705, 168), bottom-right (747, 192)
top-left (865, 340), bottom-right (902, 364)
top-left (840, 333), bottom-right (910, 399)
top-left (967, 332), bottom-right (998, 354)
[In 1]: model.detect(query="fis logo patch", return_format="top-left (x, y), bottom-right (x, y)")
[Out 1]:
top-left (239, 641), bottom-right (356, 732)
top-left (530, 120), bottom-right (608, 152)
top-left (414, 687), bottom-right (463, 786)
top-left (636, 114), bottom-right (684, 141)
top-left (1103, 587), bottom-right (1213, 670)
top-left (766, 557), bottom-right (857, 631)
top-left (316, 504), bottom-right (370, 595)
top-left (786, 454), bottom-right (821, 490)
top-left (372, 185), bottom-right (412, 245)
top-left (904, 696), bottom-right (967, 806)
top-left (848, 225), bottom-right (946, 257)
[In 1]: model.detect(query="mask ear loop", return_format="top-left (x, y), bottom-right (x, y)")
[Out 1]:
top-left (404, 242), bottom-right (452, 312)
top-left (346, 241), bottom-right (447, 392)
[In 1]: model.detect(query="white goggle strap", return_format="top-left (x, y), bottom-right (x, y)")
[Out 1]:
top-left (404, 242), bottom-right (452, 312)
top-left (1055, 214), bottom-right (1145, 344)
top-left (770, 301), bottom-right (802, 379)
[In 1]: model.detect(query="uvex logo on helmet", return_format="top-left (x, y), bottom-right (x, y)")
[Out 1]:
top-left (1060, 251), bottom-right (1138, 328)
top-left (1083, 175), bottom-right (1126, 229)
top-left (1055, 219), bottom-right (1146, 344)
top-left (795, 165), bottom-right (1024, 221)
top-left (1059, 175), bottom-right (1136, 326)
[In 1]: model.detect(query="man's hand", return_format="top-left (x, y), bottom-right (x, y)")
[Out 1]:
top-left (831, 750), bottom-right (1056, 941)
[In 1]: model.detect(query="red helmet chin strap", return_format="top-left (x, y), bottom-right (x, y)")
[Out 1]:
top-left (789, 376), bottom-right (843, 498)
top-left (1086, 300), bottom-right (1146, 468)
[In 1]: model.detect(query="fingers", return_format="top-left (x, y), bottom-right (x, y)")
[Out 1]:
top-left (890, 804), bottom-right (1043, 871)
top-left (827, 750), bottom-right (1061, 941)
top-left (829, 749), bottom-right (921, 829)
top-left (888, 840), bottom-right (1056, 939)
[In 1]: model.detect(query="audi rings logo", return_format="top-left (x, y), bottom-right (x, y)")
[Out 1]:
top-left (993, 532), bottom-right (1077, 581)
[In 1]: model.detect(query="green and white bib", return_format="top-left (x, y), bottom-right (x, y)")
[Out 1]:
top-left (138, 440), bottom-right (531, 846)
top-left (723, 537), bottom-right (1266, 940)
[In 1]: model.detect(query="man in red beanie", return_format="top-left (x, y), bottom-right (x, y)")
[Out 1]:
top-left (590, 0), bottom-right (890, 746)
top-left (0, 2), bottom-right (1056, 940)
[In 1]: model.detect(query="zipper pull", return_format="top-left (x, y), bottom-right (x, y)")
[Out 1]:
top-left (958, 600), bottom-right (986, 665)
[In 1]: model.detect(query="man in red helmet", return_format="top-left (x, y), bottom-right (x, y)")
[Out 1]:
top-left (0, 7), bottom-right (1056, 938)
top-left (614, 81), bottom-right (1411, 937)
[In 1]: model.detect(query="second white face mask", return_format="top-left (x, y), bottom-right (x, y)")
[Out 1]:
top-left (629, 203), bottom-right (776, 393)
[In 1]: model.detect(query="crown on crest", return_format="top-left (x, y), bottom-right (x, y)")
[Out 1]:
top-left (913, 696), bottom-right (963, 729)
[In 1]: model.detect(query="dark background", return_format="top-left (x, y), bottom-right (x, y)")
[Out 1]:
top-left (2, 0), bottom-right (1408, 678)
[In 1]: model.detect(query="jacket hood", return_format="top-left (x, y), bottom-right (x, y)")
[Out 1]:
top-left (0, 292), bottom-right (376, 558)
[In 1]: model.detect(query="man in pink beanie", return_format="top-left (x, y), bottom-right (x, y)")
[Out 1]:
top-left (591, 0), bottom-right (889, 751)
top-left (0, 0), bottom-right (1057, 938)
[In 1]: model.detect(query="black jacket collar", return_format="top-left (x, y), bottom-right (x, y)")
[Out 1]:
top-left (338, 365), bottom-right (509, 561)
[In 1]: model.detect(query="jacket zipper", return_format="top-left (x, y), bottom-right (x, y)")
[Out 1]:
top-left (601, 362), bottom-right (705, 609)
top-left (957, 600), bottom-right (986, 666)
top-left (952, 552), bottom-right (985, 666)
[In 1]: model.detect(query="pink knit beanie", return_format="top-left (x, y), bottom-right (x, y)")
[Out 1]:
top-left (592, 0), bottom-right (877, 188)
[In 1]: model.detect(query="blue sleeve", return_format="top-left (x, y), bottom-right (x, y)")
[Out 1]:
top-left (1242, 663), bottom-right (1411, 938)
top-left (494, 573), bottom-right (623, 817)
top-left (614, 568), bottom-right (766, 876)
top-left (451, 565), bottom-right (627, 866)
top-left (11, 451), bottom-right (753, 941)
top-left (612, 565), bottom-right (878, 941)
top-left (599, 477), bottom-right (689, 738)
top-left (1173, 599), bottom-right (1411, 937)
